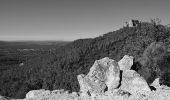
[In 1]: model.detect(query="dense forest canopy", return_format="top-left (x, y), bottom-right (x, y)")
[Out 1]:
top-left (0, 20), bottom-right (170, 98)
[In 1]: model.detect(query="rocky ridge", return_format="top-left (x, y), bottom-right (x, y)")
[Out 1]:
top-left (1, 55), bottom-right (170, 100)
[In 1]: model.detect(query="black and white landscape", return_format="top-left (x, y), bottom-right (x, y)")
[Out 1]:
top-left (0, 0), bottom-right (170, 100)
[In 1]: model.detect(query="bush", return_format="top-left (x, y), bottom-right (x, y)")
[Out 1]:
top-left (133, 42), bottom-right (170, 85)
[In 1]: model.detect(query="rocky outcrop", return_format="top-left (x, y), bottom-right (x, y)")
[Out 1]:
top-left (120, 70), bottom-right (151, 95)
top-left (124, 20), bottom-right (140, 27)
top-left (118, 55), bottom-right (133, 71)
top-left (1, 55), bottom-right (170, 100)
top-left (78, 57), bottom-right (120, 96)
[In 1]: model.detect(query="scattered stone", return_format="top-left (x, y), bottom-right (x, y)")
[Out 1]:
top-left (26, 89), bottom-right (51, 99)
top-left (118, 55), bottom-right (133, 71)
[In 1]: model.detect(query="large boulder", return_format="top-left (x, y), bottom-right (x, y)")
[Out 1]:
top-left (26, 89), bottom-right (51, 99)
top-left (118, 55), bottom-right (133, 71)
top-left (120, 70), bottom-right (151, 95)
top-left (77, 57), bottom-right (120, 96)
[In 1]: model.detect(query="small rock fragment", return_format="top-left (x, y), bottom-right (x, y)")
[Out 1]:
top-left (150, 78), bottom-right (160, 89)
top-left (77, 74), bottom-right (90, 96)
top-left (26, 89), bottom-right (51, 99)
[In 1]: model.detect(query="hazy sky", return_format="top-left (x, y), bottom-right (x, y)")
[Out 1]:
top-left (0, 0), bottom-right (170, 41)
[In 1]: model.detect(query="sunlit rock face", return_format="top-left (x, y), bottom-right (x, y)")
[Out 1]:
top-left (77, 74), bottom-right (88, 95)
top-left (118, 55), bottom-right (133, 71)
top-left (151, 78), bottom-right (160, 88)
top-left (120, 70), bottom-right (151, 96)
top-left (26, 89), bottom-right (51, 99)
top-left (78, 57), bottom-right (120, 96)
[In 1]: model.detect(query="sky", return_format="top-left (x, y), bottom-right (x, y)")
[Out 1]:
top-left (0, 0), bottom-right (170, 41)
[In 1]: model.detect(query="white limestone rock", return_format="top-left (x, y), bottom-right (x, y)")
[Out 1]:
top-left (77, 57), bottom-right (120, 97)
top-left (150, 78), bottom-right (160, 89)
top-left (26, 89), bottom-right (51, 99)
top-left (118, 55), bottom-right (133, 71)
top-left (88, 57), bottom-right (120, 91)
top-left (0, 95), bottom-right (8, 100)
top-left (120, 70), bottom-right (151, 96)
top-left (77, 74), bottom-right (90, 96)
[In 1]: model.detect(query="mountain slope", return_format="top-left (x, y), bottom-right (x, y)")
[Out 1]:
top-left (0, 21), bottom-right (170, 98)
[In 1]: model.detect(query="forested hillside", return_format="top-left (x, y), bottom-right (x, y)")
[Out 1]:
top-left (1, 21), bottom-right (170, 98)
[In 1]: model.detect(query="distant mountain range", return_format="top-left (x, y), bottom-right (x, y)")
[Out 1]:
top-left (0, 41), bottom-right (70, 49)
